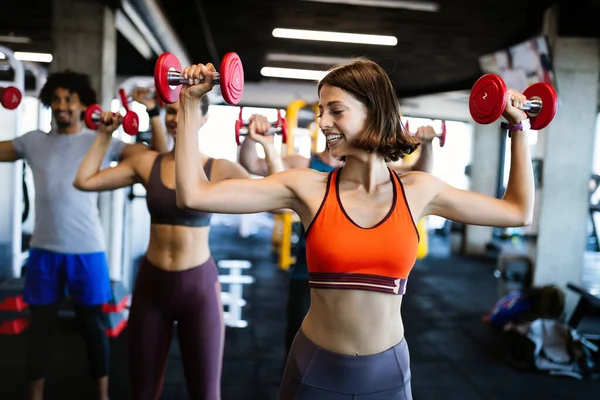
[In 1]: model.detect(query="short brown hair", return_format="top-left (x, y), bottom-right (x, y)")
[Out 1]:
top-left (318, 59), bottom-right (418, 162)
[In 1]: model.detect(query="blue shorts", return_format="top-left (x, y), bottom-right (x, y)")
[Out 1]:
top-left (23, 248), bottom-right (112, 306)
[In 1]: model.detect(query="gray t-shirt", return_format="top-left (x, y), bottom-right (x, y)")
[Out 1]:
top-left (12, 129), bottom-right (127, 254)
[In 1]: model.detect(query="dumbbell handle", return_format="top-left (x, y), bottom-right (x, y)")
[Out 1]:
top-left (238, 126), bottom-right (283, 136)
top-left (409, 131), bottom-right (442, 139)
top-left (89, 110), bottom-right (122, 124)
top-left (520, 98), bottom-right (542, 116)
top-left (168, 70), bottom-right (220, 86)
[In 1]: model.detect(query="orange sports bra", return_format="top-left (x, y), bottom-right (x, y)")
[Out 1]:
top-left (305, 168), bottom-right (419, 295)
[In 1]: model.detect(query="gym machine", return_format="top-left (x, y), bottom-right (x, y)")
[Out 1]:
top-left (0, 46), bottom-right (26, 334)
top-left (270, 99), bottom-right (315, 271)
top-left (0, 46), bottom-right (25, 281)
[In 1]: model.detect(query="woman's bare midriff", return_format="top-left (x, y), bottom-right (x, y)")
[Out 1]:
top-left (301, 289), bottom-right (405, 356)
top-left (144, 224), bottom-right (211, 271)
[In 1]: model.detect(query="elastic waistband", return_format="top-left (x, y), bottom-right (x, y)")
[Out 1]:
top-left (287, 329), bottom-right (411, 394)
top-left (140, 255), bottom-right (216, 276)
top-left (295, 328), bottom-right (408, 361)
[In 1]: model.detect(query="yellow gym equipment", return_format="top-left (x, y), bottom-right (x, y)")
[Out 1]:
top-left (271, 100), bottom-right (310, 271)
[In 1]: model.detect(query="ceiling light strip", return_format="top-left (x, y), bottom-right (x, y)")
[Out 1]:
top-left (303, 0), bottom-right (439, 12)
top-left (261, 67), bottom-right (329, 81)
top-left (266, 53), bottom-right (351, 65)
top-left (0, 52), bottom-right (53, 63)
top-left (272, 28), bottom-right (397, 46)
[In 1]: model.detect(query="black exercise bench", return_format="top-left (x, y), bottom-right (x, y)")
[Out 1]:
top-left (567, 282), bottom-right (600, 339)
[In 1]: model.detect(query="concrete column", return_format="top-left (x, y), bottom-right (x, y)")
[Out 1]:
top-left (51, 0), bottom-right (119, 279)
top-left (464, 121), bottom-right (502, 255)
top-left (51, 0), bottom-right (116, 110)
top-left (533, 37), bottom-right (600, 314)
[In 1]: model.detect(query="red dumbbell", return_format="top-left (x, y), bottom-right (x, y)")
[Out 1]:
top-left (0, 86), bottom-right (22, 110)
top-left (234, 108), bottom-right (288, 146)
top-left (469, 74), bottom-right (558, 130)
top-left (84, 104), bottom-right (139, 136)
top-left (154, 52), bottom-right (244, 105)
top-left (118, 88), bottom-right (140, 135)
top-left (405, 120), bottom-right (446, 147)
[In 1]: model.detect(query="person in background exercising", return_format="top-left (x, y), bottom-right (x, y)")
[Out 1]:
top-left (0, 71), bottom-right (148, 400)
top-left (239, 119), bottom-right (436, 356)
top-left (74, 92), bottom-right (279, 400)
top-left (174, 58), bottom-right (533, 399)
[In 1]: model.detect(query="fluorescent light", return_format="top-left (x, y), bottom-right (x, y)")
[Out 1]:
top-left (0, 52), bottom-right (53, 63)
top-left (0, 35), bottom-right (31, 44)
top-left (261, 67), bottom-right (328, 81)
top-left (303, 0), bottom-right (439, 12)
top-left (266, 53), bottom-right (351, 65)
top-left (272, 28), bottom-right (397, 46)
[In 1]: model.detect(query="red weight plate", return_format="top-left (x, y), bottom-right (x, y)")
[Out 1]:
top-left (280, 118), bottom-right (288, 144)
top-left (235, 119), bottom-right (243, 146)
top-left (154, 52), bottom-right (182, 104)
top-left (122, 112), bottom-right (139, 136)
top-left (522, 82), bottom-right (558, 130)
top-left (220, 52), bottom-right (244, 105)
top-left (84, 104), bottom-right (103, 130)
top-left (1, 86), bottom-right (22, 110)
top-left (469, 74), bottom-right (508, 124)
top-left (439, 120), bottom-right (446, 147)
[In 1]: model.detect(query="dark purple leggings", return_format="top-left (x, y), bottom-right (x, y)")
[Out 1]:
top-left (128, 256), bottom-right (224, 400)
top-left (279, 329), bottom-right (412, 399)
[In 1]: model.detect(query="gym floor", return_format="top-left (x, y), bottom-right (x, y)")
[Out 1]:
top-left (0, 218), bottom-right (598, 400)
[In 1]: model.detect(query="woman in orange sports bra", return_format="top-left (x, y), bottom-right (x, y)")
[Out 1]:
top-left (174, 59), bottom-right (536, 399)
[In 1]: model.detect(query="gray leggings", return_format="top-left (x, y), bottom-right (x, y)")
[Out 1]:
top-left (278, 329), bottom-right (412, 399)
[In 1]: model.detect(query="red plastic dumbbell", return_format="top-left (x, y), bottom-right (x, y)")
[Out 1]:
top-left (0, 86), bottom-right (22, 110)
top-left (405, 120), bottom-right (446, 147)
top-left (469, 74), bottom-right (558, 130)
top-left (154, 52), bottom-right (244, 105)
top-left (84, 91), bottom-right (139, 136)
top-left (234, 108), bottom-right (288, 146)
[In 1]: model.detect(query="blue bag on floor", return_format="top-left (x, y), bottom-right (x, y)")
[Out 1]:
top-left (487, 290), bottom-right (532, 327)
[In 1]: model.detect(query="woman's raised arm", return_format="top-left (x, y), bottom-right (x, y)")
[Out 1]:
top-left (174, 62), bottom-right (300, 214)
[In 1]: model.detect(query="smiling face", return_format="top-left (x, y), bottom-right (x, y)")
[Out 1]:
top-left (317, 59), bottom-right (419, 163)
top-left (50, 87), bottom-right (86, 130)
top-left (318, 84), bottom-right (368, 159)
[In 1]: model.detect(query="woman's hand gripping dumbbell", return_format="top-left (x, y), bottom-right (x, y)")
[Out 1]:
top-left (131, 87), bottom-right (160, 110)
top-left (235, 108), bottom-right (288, 146)
top-left (154, 52), bottom-right (244, 105)
top-left (469, 74), bottom-right (558, 130)
top-left (405, 120), bottom-right (446, 147)
top-left (84, 89), bottom-right (139, 135)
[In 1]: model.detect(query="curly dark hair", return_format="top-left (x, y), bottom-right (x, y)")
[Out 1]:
top-left (38, 70), bottom-right (97, 107)
top-left (318, 59), bottom-right (418, 163)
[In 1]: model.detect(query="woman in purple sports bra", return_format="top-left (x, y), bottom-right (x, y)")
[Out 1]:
top-left (73, 95), bottom-right (278, 400)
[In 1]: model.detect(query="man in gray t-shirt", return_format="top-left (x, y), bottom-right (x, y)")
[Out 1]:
top-left (0, 71), bottom-right (147, 400)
